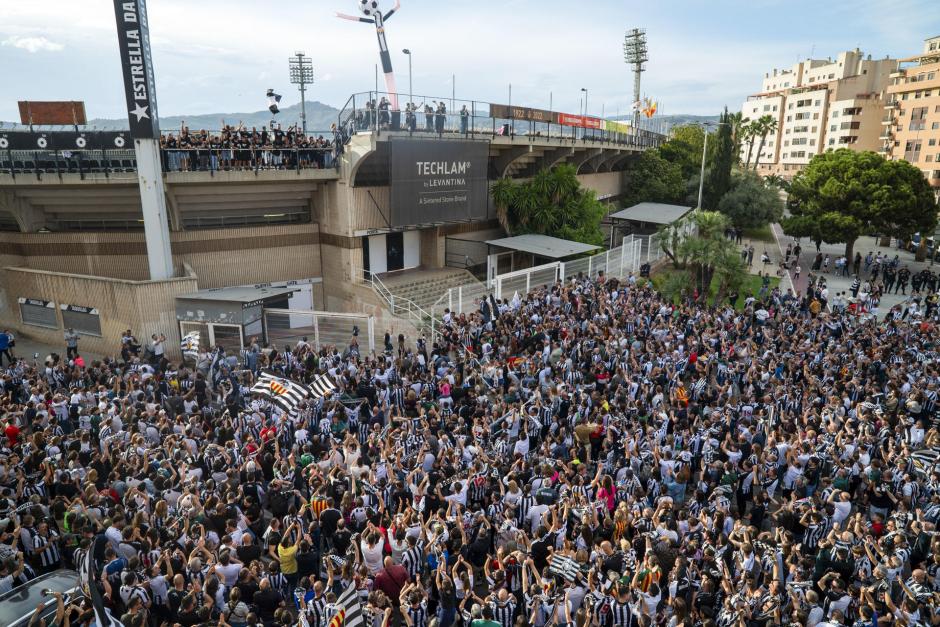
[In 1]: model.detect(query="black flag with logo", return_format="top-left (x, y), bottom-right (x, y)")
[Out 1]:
top-left (113, 0), bottom-right (160, 139)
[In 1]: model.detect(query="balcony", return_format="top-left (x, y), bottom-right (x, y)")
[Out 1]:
top-left (879, 129), bottom-right (893, 140)
top-left (884, 101), bottom-right (899, 109)
top-left (881, 116), bottom-right (895, 125)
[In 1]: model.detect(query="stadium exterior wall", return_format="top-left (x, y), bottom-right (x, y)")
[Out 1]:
top-left (1, 267), bottom-right (198, 358)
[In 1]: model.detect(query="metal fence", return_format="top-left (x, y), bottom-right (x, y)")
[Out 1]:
top-left (337, 91), bottom-right (666, 149)
top-left (429, 234), bottom-right (658, 320)
top-left (0, 146), bottom-right (335, 179)
top-left (263, 309), bottom-right (375, 352)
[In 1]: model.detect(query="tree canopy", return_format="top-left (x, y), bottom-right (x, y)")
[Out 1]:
top-left (718, 171), bottom-right (785, 229)
top-left (490, 163), bottom-right (607, 246)
top-left (782, 149), bottom-right (938, 259)
top-left (620, 151), bottom-right (686, 208)
top-left (659, 210), bottom-right (747, 303)
top-left (703, 108), bottom-right (734, 209)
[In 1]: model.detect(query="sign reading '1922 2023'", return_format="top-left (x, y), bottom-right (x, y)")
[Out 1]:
top-left (113, 0), bottom-right (160, 139)
top-left (389, 138), bottom-right (490, 227)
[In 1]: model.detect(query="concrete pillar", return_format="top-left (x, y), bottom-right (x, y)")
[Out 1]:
top-left (134, 139), bottom-right (174, 279)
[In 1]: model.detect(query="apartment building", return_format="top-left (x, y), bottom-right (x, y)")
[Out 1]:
top-left (883, 36), bottom-right (940, 196)
top-left (740, 49), bottom-right (897, 176)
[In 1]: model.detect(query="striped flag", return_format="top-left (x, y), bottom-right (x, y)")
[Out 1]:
top-left (333, 583), bottom-right (365, 627)
top-left (252, 372), bottom-right (313, 415)
top-left (82, 536), bottom-right (125, 627)
top-left (180, 331), bottom-right (200, 359)
top-left (309, 373), bottom-right (338, 399)
top-left (911, 448), bottom-right (940, 478)
top-left (548, 554), bottom-right (580, 582)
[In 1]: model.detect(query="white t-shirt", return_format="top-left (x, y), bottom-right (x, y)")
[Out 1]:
top-left (361, 537), bottom-right (385, 574)
top-left (831, 500), bottom-right (852, 524)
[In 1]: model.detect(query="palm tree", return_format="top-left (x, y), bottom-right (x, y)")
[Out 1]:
top-left (752, 115), bottom-right (778, 171)
top-left (741, 122), bottom-right (757, 169)
top-left (491, 178), bottom-right (516, 233)
top-left (728, 112), bottom-right (746, 161)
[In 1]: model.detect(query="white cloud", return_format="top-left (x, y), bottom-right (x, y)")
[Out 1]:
top-left (2, 35), bottom-right (64, 53)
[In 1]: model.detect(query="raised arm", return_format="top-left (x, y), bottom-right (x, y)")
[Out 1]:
top-left (336, 12), bottom-right (375, 23)
top-left (384, 0), bottom-right (402, 20)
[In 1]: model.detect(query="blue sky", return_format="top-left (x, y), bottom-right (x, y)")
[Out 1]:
top-left (1, 0), bottom-right (939, 123)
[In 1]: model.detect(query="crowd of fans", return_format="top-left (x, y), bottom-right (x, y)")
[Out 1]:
top-left (159, 124), bottom-right (338, 172)
top-left (1, 265), bottom-right (940, 627)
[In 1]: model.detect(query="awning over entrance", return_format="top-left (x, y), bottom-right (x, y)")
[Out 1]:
top-left (608, 202), bottom-right (693, 226)
top-left (485, 234), bottom-right (602, 259)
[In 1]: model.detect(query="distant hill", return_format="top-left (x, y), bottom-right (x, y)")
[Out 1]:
top-left (4, 102), bottom-right (715, 137)
top-left (613, 113), bottom-right (720, 134)
top-left (9, 100), bottom-right (341, 134)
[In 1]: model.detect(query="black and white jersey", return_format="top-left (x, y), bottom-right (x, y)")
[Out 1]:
top-left (33, 530), bottom-right (60, 568)
top-left (402, 540), bottom-right (425, 580)
top-left (489, 600), bottom-right (516, 627)
top-left (406, 601), bottom-right (429, 627)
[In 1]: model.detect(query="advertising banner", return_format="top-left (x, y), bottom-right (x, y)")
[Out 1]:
top-left (0, 131), bottom-right (133, 151)
top-left (489, 104), bottom-right (554, 123)
top-left (113, 0), bottom-right (160, 139)
top-left (390, 138), bottom-right (490, 226)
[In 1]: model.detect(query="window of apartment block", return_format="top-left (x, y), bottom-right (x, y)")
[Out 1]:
top-left (18, 298), bottom-right (58, 329)
top-left (902, 93), bottom-right (909, 100)
top-left (810, 139), bottom-right (816, 146)
top-left (813, 113), bottom-right (819, 119)
top-left (928, 155), bottom-right (935, 163)
top-left (782, 153), bottom-right (788, 159)
top-left (828, 74), bottom-right (834, 79)
top-left (829, 139), bottom-right (835, 146)
top-left (60, 304), bottom-right (102, 336)
top-left (930, 139), bottom-right (937, 146)
top-left (832, 111), bottom-right (839, 117)
top-left (830, 125), bottom-right (837, 132)
top-left (812, 126), bottom-right (817, 132)
top-left (763, 105), bottom-right (770, 111)
top-left (815, 100), bottom-right (821, 106)
top-left (934, 123), bottom-right (940, 130)
top-left (773, 106), bottom-right (778, 111)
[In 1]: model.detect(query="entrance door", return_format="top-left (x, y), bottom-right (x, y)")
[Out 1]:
top-left (386, 231), bottom-right (404, 272)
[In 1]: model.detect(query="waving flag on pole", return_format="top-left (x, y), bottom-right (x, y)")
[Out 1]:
top-left (267, 89), bottom-right (282, 115)
top-left (252, 371), bottom-right (335, 415)
top-left (82, 535), bottom-right (125, 627)
top-left (332, 582), bottom-right (366, 627)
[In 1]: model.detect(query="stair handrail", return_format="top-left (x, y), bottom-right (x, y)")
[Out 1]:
top-left (354, 266), bottom-right (444, 340)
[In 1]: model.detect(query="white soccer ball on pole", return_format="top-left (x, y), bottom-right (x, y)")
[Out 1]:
top-left (358, 0), bottom-right (381, 16)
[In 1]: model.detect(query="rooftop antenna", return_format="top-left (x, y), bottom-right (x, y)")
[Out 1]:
top-left (623, 28), bottom-right (648, 131)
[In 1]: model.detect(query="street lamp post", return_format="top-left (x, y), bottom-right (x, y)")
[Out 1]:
top-left (696, 121), bottom-right (729, 211)
top-left (581, 87), bottom-right (588, 139)
top-left (402, 49), bottom-right (413, 107)
top-left (288, 51), bottom-right (314, 135)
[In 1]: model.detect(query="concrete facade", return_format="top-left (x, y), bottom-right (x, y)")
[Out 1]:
top-left (0, 130), bottom-right (645, 354)
top-left (740, 48), bottom-right (898, 177)
top-left (883, 36), bottom-right (940, 197)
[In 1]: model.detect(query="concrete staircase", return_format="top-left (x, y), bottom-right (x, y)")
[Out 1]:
top-left (380, 268), bottom-right (483, 312)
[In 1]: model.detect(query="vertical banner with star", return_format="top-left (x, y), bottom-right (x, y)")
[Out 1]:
top-left (113, 0), bottom-right (160, 139)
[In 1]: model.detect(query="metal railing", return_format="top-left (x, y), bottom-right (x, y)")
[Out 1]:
top-left (0, 146), bottom-right (337, 179)
top-left (428, 235), bottom-right (653, 320)
top-left (354, 268), bottom-right (443, 342)
top-left (337, 91), bottom-right (666, 149)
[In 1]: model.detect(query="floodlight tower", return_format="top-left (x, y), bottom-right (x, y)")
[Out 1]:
top-left (289, 51), bottom-right (315, 134)
top-left (623, 28), bottom-right (648, 130)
